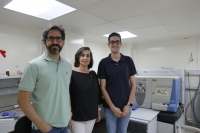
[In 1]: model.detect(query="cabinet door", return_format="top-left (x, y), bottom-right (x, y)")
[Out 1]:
top-left (127, 120), bottom-right (147, 133)
top-left (157, 121), bottom-right (173, 133)
top-left (0, 78), bottom-right (20, 88)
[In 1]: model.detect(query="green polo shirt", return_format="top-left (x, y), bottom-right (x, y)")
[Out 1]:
top-left (19, 52), bottom-right (72, 129)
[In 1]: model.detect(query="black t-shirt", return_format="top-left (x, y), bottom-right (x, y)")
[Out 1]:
top-left (70, 70), bottom-right (102, 121)
top-left (97, 54), bottom-right (137, 110)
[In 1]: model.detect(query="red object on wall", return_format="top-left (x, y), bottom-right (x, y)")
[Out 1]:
top-left (0, 50), bottom-right (6, 58)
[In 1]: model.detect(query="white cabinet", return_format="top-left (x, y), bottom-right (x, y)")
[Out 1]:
top-left (128, 108), bottom-right (159, 133)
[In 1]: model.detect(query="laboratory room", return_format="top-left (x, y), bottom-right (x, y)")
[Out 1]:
top-left (0, 0), bottom-right (200, 133)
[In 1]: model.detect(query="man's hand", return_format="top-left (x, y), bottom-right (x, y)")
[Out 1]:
top-left (111, 106), bottom-right (123, 118)
top-left (40, 124), bottom-right (52, 133)
top-left (68, 119), bottom-right (72, 130)
top-left (122, 105), bottom-right (131, 116)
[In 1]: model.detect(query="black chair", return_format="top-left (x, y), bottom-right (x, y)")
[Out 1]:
top-left (14, 115), bottom-right (32, 133)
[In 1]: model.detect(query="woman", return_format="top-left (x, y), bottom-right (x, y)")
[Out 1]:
top-left (69, 47), bottom-right (102, 133)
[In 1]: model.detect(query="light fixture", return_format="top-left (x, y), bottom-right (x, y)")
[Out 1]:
top-left (103, 31), bottom-right (137, 39)
top-left (3, 0), bottom-right (76, 20)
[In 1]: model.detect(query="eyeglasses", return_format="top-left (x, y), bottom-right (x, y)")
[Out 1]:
top-left (46, 36), bottom-right (63, 42)
top-left (109, 40), bottom-right (121, 45)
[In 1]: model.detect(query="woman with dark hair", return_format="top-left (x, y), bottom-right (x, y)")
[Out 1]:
top-left (69, 47), bottom-right (102, 133)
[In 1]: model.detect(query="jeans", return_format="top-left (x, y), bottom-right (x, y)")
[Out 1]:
top-left (31, 126), bottom-right (68, 133)
top-left (104, 107), bottom-right (131, 133)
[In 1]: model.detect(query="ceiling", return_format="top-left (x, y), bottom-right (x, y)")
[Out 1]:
top-left (0, 0), bottom-right (200, 44)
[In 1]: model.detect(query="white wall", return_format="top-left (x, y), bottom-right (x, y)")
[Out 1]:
top-left (132, 38), bottom-right (198, 70)
top-left (0, 22), bottom-right (42, 75)
top-left (61, 32), bottom-right (84, 66)
top-left (84, 40), bottom-right (109, 72)
top-left (0, 22), bottom-right (84, 75)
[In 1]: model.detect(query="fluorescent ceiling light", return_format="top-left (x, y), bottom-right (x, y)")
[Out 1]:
top-left (4, 0), bottom-right (76, 20)
top-left (103, 31), bottom-right (137, 39)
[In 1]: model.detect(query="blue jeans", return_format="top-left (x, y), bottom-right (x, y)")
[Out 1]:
top-left (32, 126), bottom-right (68, 133)
top-left (104, 107), bottom-right (131, 133)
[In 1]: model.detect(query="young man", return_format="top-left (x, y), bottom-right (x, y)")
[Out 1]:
top-left (17, 25), bottom-right (72, 133)
top-left (98, 32), bottom-right (136, 133)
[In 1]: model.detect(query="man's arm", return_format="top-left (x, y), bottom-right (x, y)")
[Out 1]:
top-left (17, 90), bottom-right (52, 132)
top-left (68, 85), bottom-right (72, 130)
top-left (128, 75), bottom-right (136, 105)
top-left (122, 75), bottom-right (136, 116)
top-left (100, 79), bottom-right (123, 117)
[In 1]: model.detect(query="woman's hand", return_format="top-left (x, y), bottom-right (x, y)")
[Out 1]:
top-left (122, 105), bottom-right (131, 116)
top-left (111, 106), bottom-right (123, 118)
top-left (96, 111), bottom-right (101, 122)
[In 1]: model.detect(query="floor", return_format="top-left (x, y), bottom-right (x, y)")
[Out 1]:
top-left (92, 119), bottom-right (106, 133)
top-left (92, 120), bottom-right (195, 133)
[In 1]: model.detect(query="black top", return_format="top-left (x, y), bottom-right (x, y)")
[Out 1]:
top-left (157, 109), bottom-right (181, 124)
top-left (70, 70), bottom-right (102, 121)
top-left (97, 54), bottom-right (136, 110)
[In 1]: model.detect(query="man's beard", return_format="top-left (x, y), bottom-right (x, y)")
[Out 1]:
top-left (46, 44), bottom-right (62, 55)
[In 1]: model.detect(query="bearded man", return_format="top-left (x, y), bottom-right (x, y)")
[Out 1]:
top-left (18, 24), bottom-right (72, 133)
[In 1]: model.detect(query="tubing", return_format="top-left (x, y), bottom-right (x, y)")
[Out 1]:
top-left (177, 125), bottom-right (200, 133)
top-left (182, 125), bottom-right (200, 132)
top-left (177, 126), bottom-right (182, 133)
top-left (191, 91), bottom-right (200, 126)
top-left (190, 75), bottom-right (200, 126)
